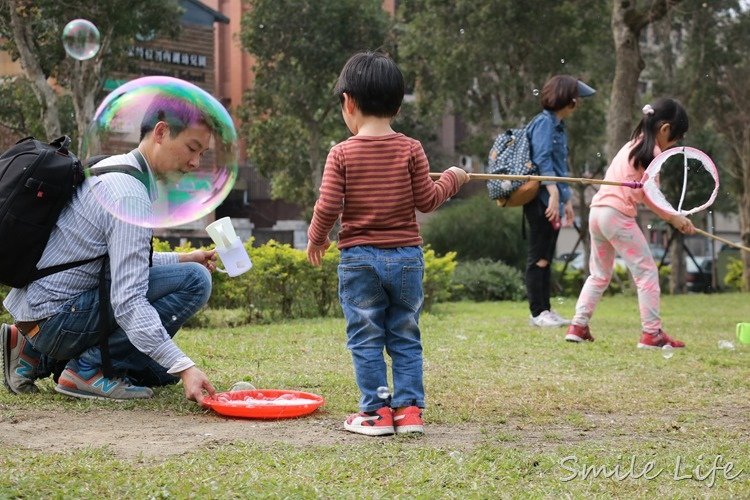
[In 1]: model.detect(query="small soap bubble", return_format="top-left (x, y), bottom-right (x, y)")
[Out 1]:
top-left (459, 28), bottom-right (465, 35)
top-left (560, 58), bottom-right (566, 64)
top-left (662, 345), bottom-right (674, 359)
top-left (81, 76), bottom-right (239, 228)
top-left (532, 88), bottom-right (540, 96)
top-left (62, 19), bottom-right (101, 61)
top-left (377, 386), bottom-right (390, 399)
top-left (596, 152), bottom-right (602, 158)
top-left (718, 340), bottom-right (735, 350)
top-left (171, 315), bottom-right (177, 321)
top-left (229, 381), bottom-right (256, 392)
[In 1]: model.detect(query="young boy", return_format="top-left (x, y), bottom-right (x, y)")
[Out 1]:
top-left (307, 51), bottom-right (468, 436)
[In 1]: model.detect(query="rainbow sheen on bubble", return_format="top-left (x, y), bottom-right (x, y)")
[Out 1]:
top-left (81, 76), bottom-right (239, 228)
top-left (62, 19), bottom-right (101, 61)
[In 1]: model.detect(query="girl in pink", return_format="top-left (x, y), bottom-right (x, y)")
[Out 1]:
top-left (565, 98), bottom-right (696, 348)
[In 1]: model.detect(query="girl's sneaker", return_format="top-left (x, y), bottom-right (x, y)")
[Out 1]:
top-left (393, 406), bottom-right (424, 434)
top-left (565, 324), bottom-right (595, 342)
top-left (637, 330), bottom-right (685, 349)
top-left (344, 406), bottom-right (394, 436)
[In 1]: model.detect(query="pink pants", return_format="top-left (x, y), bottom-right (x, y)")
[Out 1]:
top-left (572, 206), bottom-right (661, 334)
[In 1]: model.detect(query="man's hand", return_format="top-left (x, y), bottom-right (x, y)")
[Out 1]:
top-left (179, 249), bottom-right (218, 272)
top-left (179, 366), bottom-right (215, 405)
top-left (307, 239), bottom-right (330, 266)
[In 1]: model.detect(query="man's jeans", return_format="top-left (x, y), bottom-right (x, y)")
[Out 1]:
top-left (338, 246), bottom-right (425, 412)
top-left (28, 263), bottom-right (211, 386)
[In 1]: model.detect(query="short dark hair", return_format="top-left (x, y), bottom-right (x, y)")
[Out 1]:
top-left (540, 75), bottom-right (579, 111)
top-left (333, 51), bottom-right (404, 118)
top-left (140, 95), bottom-right (210, 141)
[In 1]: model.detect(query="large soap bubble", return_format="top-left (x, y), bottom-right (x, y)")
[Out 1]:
top-left (81, 76), bottom-right (239, 228)
top-left (62, 19), bottom-right (101, 60)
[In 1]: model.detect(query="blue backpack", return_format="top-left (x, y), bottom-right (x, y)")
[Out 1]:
top-left (486, 126), bottom-right (539, 207)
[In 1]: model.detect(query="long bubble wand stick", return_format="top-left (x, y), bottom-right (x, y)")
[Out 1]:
top-left (693, 228), bottom-right (750, 254)
top-left (428, 171), bottom-right (643, 188)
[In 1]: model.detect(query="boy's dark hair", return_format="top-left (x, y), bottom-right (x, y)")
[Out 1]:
top-left (540, 75), bottom-right (579, 111)
top-left (140, 95), bottom-right (210, 141)
top-left (333, 51), bottom-right (404, 118)
top-left (629, 97), bottom-right (689, 170)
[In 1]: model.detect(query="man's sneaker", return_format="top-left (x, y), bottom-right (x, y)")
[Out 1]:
top-left (637, 330), bottom-right (686, 350)
top-left (549, 310), bottom-right (572, 325)
top-left (529, 310), bottom-right (565, 328)
top-left (393, 406), bottom-right (424, 434)
top-left (344, 406), bottom-right (394, 436)
top-left (2, 324), bottom-right (41, 394)
top-left (565, 324), bottom-right (595, 342)
top-left (55, 363), bottom-right (153, 400)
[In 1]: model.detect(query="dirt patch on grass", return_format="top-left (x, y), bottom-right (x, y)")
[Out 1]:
top-left (2, 404), bottom-right (747, 460)
top-left (0, 408), bottom-right (486, 459)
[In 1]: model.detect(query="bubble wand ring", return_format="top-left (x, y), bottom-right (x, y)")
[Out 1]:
top-left (641, 146), bottom-right (719, 216)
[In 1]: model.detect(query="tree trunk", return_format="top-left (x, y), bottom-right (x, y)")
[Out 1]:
top-left (309, 123), bottom-right (323, 196)
top-left (606, 0), bottom-right (684, 162)
top-left (7, 0), bottom-right (61, 140)
top-left (741, 153), bottom-right (750, 292)
top-left (606, 1), bottom-right (645, 162)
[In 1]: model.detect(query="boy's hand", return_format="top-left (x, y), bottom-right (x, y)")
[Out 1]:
top-left (447, 166), bottom-right (470, 186)
top-left (307, 239), bottom-right (330, 266)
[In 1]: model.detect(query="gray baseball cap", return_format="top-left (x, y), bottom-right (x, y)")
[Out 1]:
top-left (577, 80), bottom-right (596, 97)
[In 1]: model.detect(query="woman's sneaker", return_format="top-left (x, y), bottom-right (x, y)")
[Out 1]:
top-left (55, 362), bottom-right (153, 400)
top-left (637, 330), bottom-right (685, 349)
top-left (529, 310), bottom-right (565, 328)
top-left (565, 324), bottom-right (595, 343)
top-left (393, 406), bottom-right (424, 434)
top-left (344, 406), bottom-right (394, 436)
top-left (549, 310), bottom-right (571, 325)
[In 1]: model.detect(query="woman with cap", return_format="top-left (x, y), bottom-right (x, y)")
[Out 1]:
top-left (525, 75), bottom-right (596, 328)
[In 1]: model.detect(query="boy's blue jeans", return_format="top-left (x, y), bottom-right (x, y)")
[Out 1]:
top-left (27, 263), bottom-right (211, 387)
top-left (338, 245), bottom-right (425, 412)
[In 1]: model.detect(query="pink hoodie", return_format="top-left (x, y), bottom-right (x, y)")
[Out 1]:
top-left (590, 140), bottom-right (672, 220)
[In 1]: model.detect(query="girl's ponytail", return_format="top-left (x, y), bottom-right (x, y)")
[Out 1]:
top-left (628, 98), bottom-right (689, 170)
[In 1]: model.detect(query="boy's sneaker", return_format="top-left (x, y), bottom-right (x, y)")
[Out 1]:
top-left (549, 310), bottom-right (571, 325)
top-left (529, 310), bottom-right (564, 328)
top-left (344, 406), bottom-right (394, 436)
top-left (565, 324), bottom-right (595, 343)
top-left (2, 323), bottom-right (41, 394)
top-left (55, 362), bottom-right (153, 400)
top-left (393, 406), bottom-right (424, 434)
top-left (637, 329), bottom-right (686, 350)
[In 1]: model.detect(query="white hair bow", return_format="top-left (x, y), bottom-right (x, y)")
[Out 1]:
top-left (642, 104), bottom-right (655, 116)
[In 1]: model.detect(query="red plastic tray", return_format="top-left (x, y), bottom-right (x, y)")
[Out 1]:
top-left (203, 389), bottom-right (324, 419)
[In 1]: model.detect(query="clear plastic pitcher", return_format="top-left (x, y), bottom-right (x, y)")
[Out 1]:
top-left (205, 217), bottom-right (252, 277)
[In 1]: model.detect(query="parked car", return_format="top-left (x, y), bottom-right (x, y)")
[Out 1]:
top-left (685, 255), bottom-right (713, 293)
top-left (556, 251), bottom-right (626, 271)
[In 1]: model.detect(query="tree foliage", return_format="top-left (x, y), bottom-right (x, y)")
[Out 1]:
top-left (239, 0), bottom-right (392, 209)
top-left (397, 0), bottom-right (611, 157)
top-left (0, 0), bottom-right (181, 146)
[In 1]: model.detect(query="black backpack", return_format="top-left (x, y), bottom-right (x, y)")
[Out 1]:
top-left (0, 136), bottom-right (141, 288)
top-left (0, 136), bottom-right (143, 379)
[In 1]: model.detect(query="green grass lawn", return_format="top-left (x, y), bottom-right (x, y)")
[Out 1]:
top-left (2, 293), bottom-right (750, 497)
